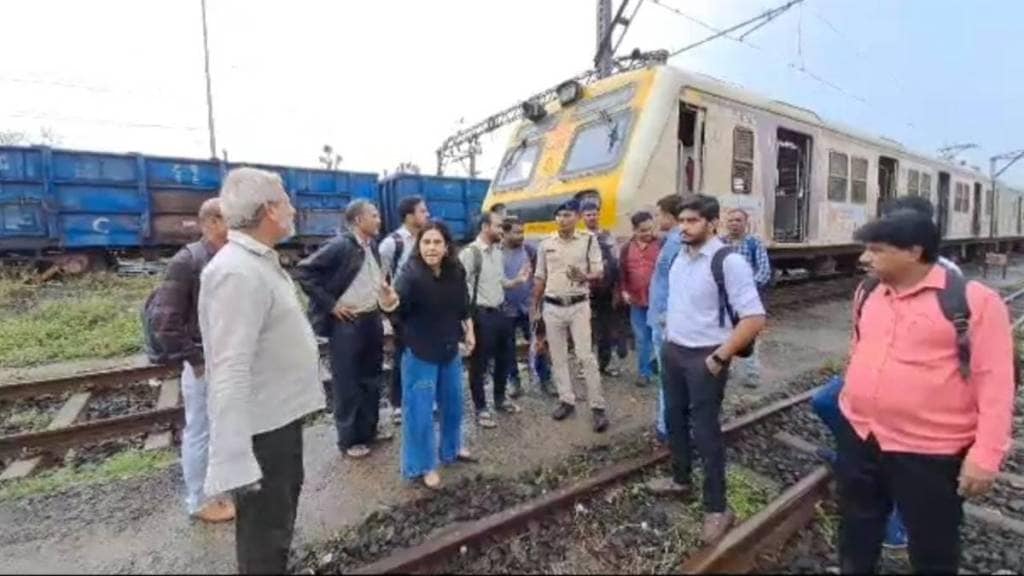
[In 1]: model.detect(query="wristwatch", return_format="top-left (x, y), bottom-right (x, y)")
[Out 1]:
top-left (711, 353), bottom-right (727, 366)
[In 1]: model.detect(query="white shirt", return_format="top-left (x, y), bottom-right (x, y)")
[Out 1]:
top-left (666, 236), bottom-right (765, 348)
top-left (199, 230), bottom-right (325, 494)
top-left (379, 226), bottom-right (415, 281)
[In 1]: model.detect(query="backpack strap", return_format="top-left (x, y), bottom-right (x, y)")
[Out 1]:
top-left (470, 244), bottom-right (483, 310)
top-left (853, 276), bottom-right (881, 342)
top-left (389, 232), bottom-right (405, 279)
top-left (711, 247), bottom-right (737, 327)
top-left (936, 267), bottom-right (972, 380)
top-left (585, 234), bottom-right (594, 274)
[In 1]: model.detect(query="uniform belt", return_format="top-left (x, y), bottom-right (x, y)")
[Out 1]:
top-left (544, 294), bottom-right (588, 307)
top-left (475, 305), bottom-right (501, 313)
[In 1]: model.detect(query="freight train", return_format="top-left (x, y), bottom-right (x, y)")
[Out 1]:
top-left (481, 64), bottom-right (1024, 272)
top-left (0, 145), bottom-right (488, 272)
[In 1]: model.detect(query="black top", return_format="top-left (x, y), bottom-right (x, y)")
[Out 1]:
top-left (394, 258), bottom-right (471, 364)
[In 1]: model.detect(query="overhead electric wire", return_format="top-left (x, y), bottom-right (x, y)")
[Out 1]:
top-left (3, 111), bottom-right (203, 132)
top-left (611, 0), bottom-right (647, 56)
top-left (663, 0), bottom-right (806, 57)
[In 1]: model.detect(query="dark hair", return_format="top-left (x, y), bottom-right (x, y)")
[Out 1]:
top-left (676, 194), bottom-right (720, 220)
top-left (501, 216), bottom-right (523, 232)
top-left (490, 203), bottom-right (507, 215)
top-left (398, 195), bottom-right (425, 222)
top-left (853, 209), bottom-right (939, 263)
top-left (630, 211), bottom-right (654, 228)
top-left (656, 194), bottom-right (683, 216)
top-left (476, 211), bottom-right (495, 233)
top-left (882, 195), bottom-right (935, 220)
top-left (412, 220), bottom-right (460, 273)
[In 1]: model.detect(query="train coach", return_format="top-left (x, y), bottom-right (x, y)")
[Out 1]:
top-left (481, 64), bottom-right (1024, 272)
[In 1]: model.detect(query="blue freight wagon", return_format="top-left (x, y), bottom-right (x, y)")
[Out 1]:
top-left (0, 145), bottom-right (377, 269)
top-left (378, 174), bottom-right (490, 242)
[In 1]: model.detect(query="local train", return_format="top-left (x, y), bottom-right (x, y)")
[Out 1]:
top-left (481, 64), bottom-right (1024, 271)
top-left (0, 146), bottom-right (487, 272)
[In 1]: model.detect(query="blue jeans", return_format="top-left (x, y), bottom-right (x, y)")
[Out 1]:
top-left (181, 361), bottom-right (211, 514)
top-left (652, 324), bottom-right (667, 437)
top-left (401, 350), bottom-right (463, 480)
top-left (630, 305), bottom-right (654, 380)
top-left (812, 375), bottom-right (907, 547)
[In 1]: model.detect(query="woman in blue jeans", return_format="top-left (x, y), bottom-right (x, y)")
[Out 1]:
top-left (812, 375), bottom-right (907, 549)
top-left (393, 221), bottom-right (477, 489)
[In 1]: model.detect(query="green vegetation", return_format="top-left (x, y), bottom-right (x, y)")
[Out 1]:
top-left (2, 407), bottom-right (52, 432)
top-left (0, 273), bottom-right (159, 367)
top-left (0, 449), bottom-right (177, 501)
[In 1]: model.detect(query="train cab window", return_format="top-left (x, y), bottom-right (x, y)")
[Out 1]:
top-left (494, 141), bottom-right (541, 191)
top-left (560, 110), bottom-right (633, 178)
top-left (851, 157), bottom-right (868, 204)
top-left (920, 173), bottom-right (932, 200)
top-left (828, 151), bottom-right (849, 202)
top-left (731, 126), bottom-right (754, 194)
top-left (907, 169), bottom-right (920, 196)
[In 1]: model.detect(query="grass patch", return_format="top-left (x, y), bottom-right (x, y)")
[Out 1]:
top-left (0, 273), bottom-right (158, 367)
top-left (0, 449), bottom-right (176, 501)
top-left (3, 407), bottom-right (52, 432)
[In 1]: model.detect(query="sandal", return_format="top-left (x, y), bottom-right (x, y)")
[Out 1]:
top-left (345, 445), bottom-right (371, 459)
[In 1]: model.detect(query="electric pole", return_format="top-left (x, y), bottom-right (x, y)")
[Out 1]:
top-left (596, 0), bottom-right (614, 78)
top-left (200, 0), bottom-right (218, 159)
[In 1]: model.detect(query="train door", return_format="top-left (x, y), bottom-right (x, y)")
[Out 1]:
top-left (937, 172), bottom-right (951, 238)
top-left (774, 128), bottom-right (812, 242)
top-left (678, 104), bottom-right (705, 194)
top-left (972, 183), bottom-right (983, 237)
top-left (877, 156), bottom-right (898, 217)
top-left (1017, 196), bottom-right (1023, 236)
top-left (987, 187), bottom-right (996, 237)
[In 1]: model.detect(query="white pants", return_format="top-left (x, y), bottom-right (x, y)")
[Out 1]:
top-left (181, 361), bottom-right (211, 514)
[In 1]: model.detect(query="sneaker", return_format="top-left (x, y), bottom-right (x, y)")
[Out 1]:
top-left (496, 400), bottom-right (521, 415)
top-left (477, 410), bottom-right (498, 429)
top-left (552, 402), bottom-right (576, 421)
top-left (391, 408), bottom-right (402, 425)
top-left (882, 512), bottom-right (908, 549)
top-left (591, 408), bottom-right (609, 433)
top-left (701, 510), bottom-right (735, 545)
top-left (345, 444), bottom-right (371, 459)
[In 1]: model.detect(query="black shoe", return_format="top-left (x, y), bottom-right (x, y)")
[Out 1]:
top-left (552, 402), bottom-right (575, 421)
top-left (591, 408), bottom-right (609, 433)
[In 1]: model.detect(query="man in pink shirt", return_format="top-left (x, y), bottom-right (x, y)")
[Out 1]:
top-left (838, 209), bottom-right (1015, 574)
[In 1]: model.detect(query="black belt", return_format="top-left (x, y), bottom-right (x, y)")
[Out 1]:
top-left (475, 305), bottom-right (501, 313)
top-left (544, 294), bottom-right (588, 307)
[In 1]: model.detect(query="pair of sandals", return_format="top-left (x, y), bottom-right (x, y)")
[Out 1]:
top-left (420, 452), bottom-right (479, 490)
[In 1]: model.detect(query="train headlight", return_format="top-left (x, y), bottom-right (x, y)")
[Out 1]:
top-left (556, 80), bottom-right (583, 106)
top-left (521, 100), bottom-right (547, 123)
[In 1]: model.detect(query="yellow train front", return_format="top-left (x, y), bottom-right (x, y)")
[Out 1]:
top-left (483, 64), bottom-right (1024, 271)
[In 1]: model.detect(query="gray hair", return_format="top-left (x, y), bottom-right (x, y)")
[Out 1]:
top-left (219, 167), bottom-right (287, 229)
top-left (345, 199), bottom-right (375, 225)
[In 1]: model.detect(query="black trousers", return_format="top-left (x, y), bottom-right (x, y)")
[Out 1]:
top-left (836, 417), bottom-right (964, 574)
top-left (234, 419), bottom-right (304, 575)
top-left (329, 311), bottom-right (383, 450)
top-left (662, 342), bottom-right (728, 512)
top-left (468, 308), bottom-right (513, 412)
top-left (592, 296), bottom-right (627, 370)
top-left (390, 330), bottom-right (404, 408)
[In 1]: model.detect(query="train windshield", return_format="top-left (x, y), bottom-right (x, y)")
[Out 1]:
top-left (560, 108), bottom-right (633, 177)
top-left (494, 140), bottom-right (541, 190)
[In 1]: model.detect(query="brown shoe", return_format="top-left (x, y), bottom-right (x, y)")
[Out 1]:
top-left (701, 510), bottom-right (735, 545)
top-left (193, 499), bottom-right (236, 523)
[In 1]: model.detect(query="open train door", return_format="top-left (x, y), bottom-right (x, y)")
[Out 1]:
top-left (774, 128), bottom-right (812, 242)
top-left (972, 182), bottom-right (983, 237)
top-left (678, 103), bottom-right (705, 194)
top-left (877, 156), bottom-right (898, 217)
top-left (937, 172), bottom-right (951, 238)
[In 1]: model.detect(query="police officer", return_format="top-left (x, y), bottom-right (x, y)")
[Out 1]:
top-left (531, 199), bottom-right (609, 433)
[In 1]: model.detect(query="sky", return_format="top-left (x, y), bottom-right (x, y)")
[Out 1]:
top-left (1, 0), bottom-right (1021, 183)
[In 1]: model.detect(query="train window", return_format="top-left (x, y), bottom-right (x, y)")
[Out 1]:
top-left (828, 151), bottom-right (849, 202)
top-left (560, 110), bottom-right (633, 178)
top-left (494, 141), bottom-right (541, 191)
top-left (731, 127), bottom-right (754, 194)
top-left (851, 157), bottom-right (868, 204)
top-left (907, 169), bottom-right (920, 196)
top-left (986, 189), bottom-right (994, 216)
top-left (954, 182), bottom-right (970, 213)
top-left (920, 173), bottom-right (932, 200)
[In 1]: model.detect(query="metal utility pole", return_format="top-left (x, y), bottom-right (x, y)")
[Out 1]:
top-left (596, 0), bottom-right (614, 78)
top-left (200, 0), bottom-right (218, 159)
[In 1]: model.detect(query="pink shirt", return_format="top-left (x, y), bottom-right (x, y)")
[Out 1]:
top-left (840, 265), bottom-right (1015, 473)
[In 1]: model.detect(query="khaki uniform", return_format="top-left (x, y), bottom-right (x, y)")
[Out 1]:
top-left (535, 230), bottom-right (606, 410)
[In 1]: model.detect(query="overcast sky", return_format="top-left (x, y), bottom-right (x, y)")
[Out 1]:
top-left (1, 0), bottom-right (1021, 182)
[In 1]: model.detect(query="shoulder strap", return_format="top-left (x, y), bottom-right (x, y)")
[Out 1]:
top-left (389, 232), bottom-right (404, 277)
top-left (470, 245), bottom-right (483, 309)
top-left (711, 247), bottom-right (736, 327)
top-left (585, 234), bottom-right (594, 274)
top-left (853, 276), bottom-right (881, 341)
top-left (745, 236), bottom-right (759, 273)
top-left (936, 267), bottom-right (972, 380)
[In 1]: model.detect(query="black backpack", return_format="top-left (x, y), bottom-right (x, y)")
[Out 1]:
top-left (141, 243), bottom-right (205, 365)
top-left (853, 267), bottom-right (972, 379)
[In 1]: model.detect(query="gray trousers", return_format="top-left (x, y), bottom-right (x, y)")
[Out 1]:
top-left (234, 419), bottom-right (304, 575)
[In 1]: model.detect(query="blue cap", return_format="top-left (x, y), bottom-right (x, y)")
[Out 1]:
top-left (554, 198), bottom-right (580, 215)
